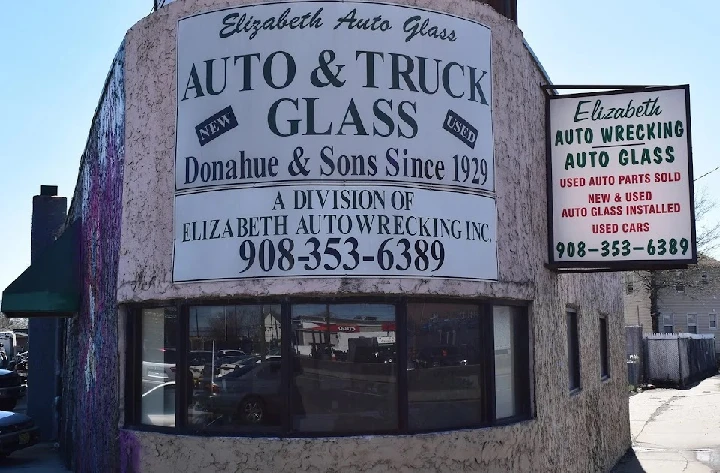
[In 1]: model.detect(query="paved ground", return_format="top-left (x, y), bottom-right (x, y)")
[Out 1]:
top-left (1, 443), bottom-right (69, 472)
top-left (2, 376), bottom-right (720, 472)
top-left (613, 374), bottom-right (720, 473)
top-left (0, 392), bottom-right (70, 472)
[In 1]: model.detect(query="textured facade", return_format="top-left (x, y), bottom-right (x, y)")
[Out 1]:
top-left (60, 46), bottom-right (126, 473)
top-left (102, 1), bottom-right (633, 472)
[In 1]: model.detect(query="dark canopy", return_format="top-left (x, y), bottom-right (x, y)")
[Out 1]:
top-left (1, 220), bottom-right (80, 318)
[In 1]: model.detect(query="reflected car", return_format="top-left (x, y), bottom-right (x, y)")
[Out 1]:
top-left (141, 348), bottom-right (177, 390)
top-left (208, 361), bottom-right (282, 425)
top-left (189, 351), bottom-right (215, 385)
top-left (142, 380), bottom-right (206, 427)
top-left (189, 351), bottom-right (214, 366)
top-left (141, 382), bottom-right (176, 427)
top-left (221, 355), bottom-right (259, 366)
top-left (217, 350), bottom-right (246, 360)
top-left (416, 345), bottom-right (468, 368)
top-left (0, 411), bottom-right (39, 458)
top-left (218, 355), bottom-right (261, 375)
top-left (199, 356), bottom-right (262, 392)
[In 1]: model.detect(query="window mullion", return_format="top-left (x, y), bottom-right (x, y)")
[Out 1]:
top-left (481, 303), bottom-right (495, 425)
top-left (281, 301), bottom-right (292, 435)
top-left (515, 308), bottom-right (531, 418)
top-left (176, 304), bottom-right (189, 429)
top-left (396, 300), bottom-right (408, 433)
top-left (125, 306), bottom-right (141, 426)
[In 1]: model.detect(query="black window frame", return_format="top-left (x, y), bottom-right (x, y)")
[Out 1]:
top-left (125, 297), bottom-right (533, 437)
top-left (567, 309), bottom-right (581, 393)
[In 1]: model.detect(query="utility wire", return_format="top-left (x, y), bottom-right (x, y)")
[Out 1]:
top-left (695, 165), bottom-right (720, 181)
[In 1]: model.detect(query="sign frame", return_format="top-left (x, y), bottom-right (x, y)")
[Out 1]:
top-left (545, 85), bottom-right (697, 271)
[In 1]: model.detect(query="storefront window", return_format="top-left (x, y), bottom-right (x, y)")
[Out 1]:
top-left (187, 305), bottom-right (282, 433)
top-left (407, 303), bottom-right (482, 430)
top-left (494, 306), bottom-right (516, 419)
top-left (291, 303), bottom-right (397, 433)
top-left (130, 300), bottom-right (531, 435)
top-left (140, 307), bottom-right (178, 427)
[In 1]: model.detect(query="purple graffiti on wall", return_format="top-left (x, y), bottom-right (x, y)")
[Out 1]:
top-left (61, 44), bottom-right (129, 473)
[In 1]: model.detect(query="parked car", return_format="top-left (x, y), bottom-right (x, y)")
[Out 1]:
top-left (0, 411), bottom-right (39, 458)
top-left (0, 369), bottom-right (24, 411)
top-left (208, 361), bottom-right (282, 425)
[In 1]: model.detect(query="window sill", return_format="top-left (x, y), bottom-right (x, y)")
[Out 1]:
top-left (122, 418), bottom-right (536, 439)
top-left (601, 375), bottom-right (611, 383)
top-left (493, 415), bottom-right (534, 428)
top-left (569, 387), bottom-right (582, 397)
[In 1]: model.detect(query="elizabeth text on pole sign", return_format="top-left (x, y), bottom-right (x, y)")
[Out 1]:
top-left (173, 1), bottom-right (497, 282)
top-left (547, 86), bottom-right (696, 269)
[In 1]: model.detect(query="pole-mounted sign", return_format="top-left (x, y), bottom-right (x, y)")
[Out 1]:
top-left (546, 85), bottom-right (696, 270)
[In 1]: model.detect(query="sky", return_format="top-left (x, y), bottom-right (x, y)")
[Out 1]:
top-left (0, 1), bottom-right (151, 297)
top-left (0, 0), bottom-right (719, 296)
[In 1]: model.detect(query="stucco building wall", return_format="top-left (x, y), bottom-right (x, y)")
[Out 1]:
top-left (62, 46), bottom-right (126, 473)
top-left (116, 0), bottom-right (630, 472)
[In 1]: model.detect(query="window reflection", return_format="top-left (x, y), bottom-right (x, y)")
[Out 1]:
top-left (494, 306), bottom-right (515, 419)
top-left (291, 304), bottom-right (397, 433)
top-left (186, 305), bottom-right (282, 432)
top-left (141, 307), bottom-right (178, 427)
top-left (136, 301), bottom-right (532, 433)
top-left (407, 303), bottom-right (482, 431)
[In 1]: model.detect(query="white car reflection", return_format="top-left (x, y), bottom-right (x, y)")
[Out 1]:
top-left (141, 382), bottom-right (176, 427)
top-left (141, 381), bottom-right (211, 427)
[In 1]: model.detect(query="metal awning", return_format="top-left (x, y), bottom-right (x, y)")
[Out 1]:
top-left (1, 220), bottom-right (80, 318)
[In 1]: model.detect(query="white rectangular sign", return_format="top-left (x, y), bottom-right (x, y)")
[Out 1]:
top-left (174, 2), bottom-right (496, 281)
top-left (548, 86), bottom-right (696, 266)
top-left (173, 185), bottom-right (497, 281)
